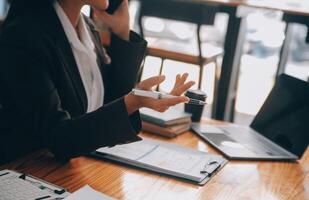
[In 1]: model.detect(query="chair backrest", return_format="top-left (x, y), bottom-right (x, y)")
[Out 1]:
top-left (137, 0), bottom-right (218, 37)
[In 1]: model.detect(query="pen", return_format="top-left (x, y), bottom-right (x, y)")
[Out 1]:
top-left (132, 88), bottom-right (206, 105)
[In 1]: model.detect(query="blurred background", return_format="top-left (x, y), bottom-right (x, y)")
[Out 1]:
top-left (128, 0), bottom-right (309, 125)
top-left (1, 0), bottom-right (308, 125)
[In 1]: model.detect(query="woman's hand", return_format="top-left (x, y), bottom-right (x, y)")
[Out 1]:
top-left (125, 74), bottom-right (195, 115)
top-left (93, 0), bottom-right (130, 41)
top-left (170, 73), bottom-right (195, 96)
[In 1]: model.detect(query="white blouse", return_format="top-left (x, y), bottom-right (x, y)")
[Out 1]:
top-left (54, 2), bottom-right (104, 113)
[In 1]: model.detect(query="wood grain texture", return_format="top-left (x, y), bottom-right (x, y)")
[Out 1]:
top-left (1, 120), bottom-right (308, 200)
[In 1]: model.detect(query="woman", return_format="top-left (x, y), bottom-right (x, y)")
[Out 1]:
top-left (0, 0), bottom-right (194, 164)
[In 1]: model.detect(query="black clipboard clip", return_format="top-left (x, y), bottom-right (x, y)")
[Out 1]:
top-left (19, 173), bottom-right (66, 195)
top-left (200, 160), bottom-right (221, 176)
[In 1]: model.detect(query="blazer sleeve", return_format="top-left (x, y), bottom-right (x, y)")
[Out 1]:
top-left (101, 31), bottom-right (147, 141)
top-left (0, 38), bottom-right (143, 162)
top-left (103, 31), bottom-right (147, 103)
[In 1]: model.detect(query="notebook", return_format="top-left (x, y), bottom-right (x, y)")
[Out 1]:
top-left (140, 108), bottom-right (192, 127)
top-left (93, 139), bottom-right (227, 185)
top-left (142, 121), bottom-right (191, 138)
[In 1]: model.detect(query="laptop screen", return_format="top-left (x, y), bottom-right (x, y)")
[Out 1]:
top-left (250, 74), bottom-right (309, 157)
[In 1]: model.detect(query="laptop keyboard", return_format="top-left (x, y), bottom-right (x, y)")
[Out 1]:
top-left (220, 126), bottom-right (287, 156)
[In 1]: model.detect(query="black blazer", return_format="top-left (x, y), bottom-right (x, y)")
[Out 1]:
top-left (0, 0), bottom-right (147, 165)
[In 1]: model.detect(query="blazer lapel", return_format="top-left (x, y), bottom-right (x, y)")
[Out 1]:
top-left (35, 1), bottom-right (88, 112)
top-left (54, 39), bottom-right (88, 112)
top-left (31, 1), bottom-right (112, 113)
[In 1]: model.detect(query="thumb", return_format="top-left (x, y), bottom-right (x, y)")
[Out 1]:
top-left (137, 75), bottom-right (166, 90)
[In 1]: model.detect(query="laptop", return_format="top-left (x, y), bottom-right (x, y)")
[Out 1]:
top-left (191, 74), bottom-right (309, 160)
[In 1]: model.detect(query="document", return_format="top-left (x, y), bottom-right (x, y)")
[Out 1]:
top-left (138, 145), bottom-right (207, 179)
top-left (96, 139), bottom-right (227, 184)
top-left (64, 185), bottom-right (115, 200)
top-left (100, 141), bottom-right (157, 160)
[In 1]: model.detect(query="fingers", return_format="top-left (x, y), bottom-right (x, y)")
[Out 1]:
top-left (171, 81), bottom-right (195, 96)
top-left (174, 74), bottom-right (181, 88)
top-left (174, 73), bottom-right (189, 87)
top-left (93, 0), bottom-right (128, 25)
top-left (155, 106), bottom-right (169, 113)
top-left (152, 96), bottom-right (189, 108)
top-left (171, 72), bottom-right (195, 96)
top-left (137, 75), bottom-right (166, 90)
top-left (137, 73), bottom-right (194, 113)
top-left (179, 73), bottom-right (189, 85)
top-left (140, 94), bottom-right (189, 113)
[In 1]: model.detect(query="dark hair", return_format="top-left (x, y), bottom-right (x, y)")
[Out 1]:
top-left (3, 0), bottom-right (55, 27)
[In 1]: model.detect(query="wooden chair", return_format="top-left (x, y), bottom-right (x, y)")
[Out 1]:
top-left (137, 0), bottom-right (223, 89)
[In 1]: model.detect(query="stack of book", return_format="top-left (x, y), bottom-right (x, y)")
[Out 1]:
top-left (140, 108), bottom-right (192, 138)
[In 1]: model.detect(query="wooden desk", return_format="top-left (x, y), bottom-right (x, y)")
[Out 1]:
top-left (1, 121), bottom-right (309, 200)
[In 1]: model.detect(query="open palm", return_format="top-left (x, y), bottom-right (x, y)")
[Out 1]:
top-left (134, 73), bottom-right (195, 112)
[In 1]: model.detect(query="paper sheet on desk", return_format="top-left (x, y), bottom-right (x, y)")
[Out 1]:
top-left (100, 140), bottom-right (156, 160)
top-left (99, 140), bottom-right (204, 171)
top-left (64, 185), bottom-right (115, 200)
top-left (138, 146), bottom-right (205, 178)
top-left (97, 139), bottom-right (219, 181)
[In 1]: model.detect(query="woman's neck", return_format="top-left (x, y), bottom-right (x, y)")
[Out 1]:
top-left (58, 0), bottom-right (84, 28)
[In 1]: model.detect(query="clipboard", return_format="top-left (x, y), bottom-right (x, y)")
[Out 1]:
top-left (0, 169), bottom-right (70, 199)
top-left (92, 139), bottom-right (228, 185)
